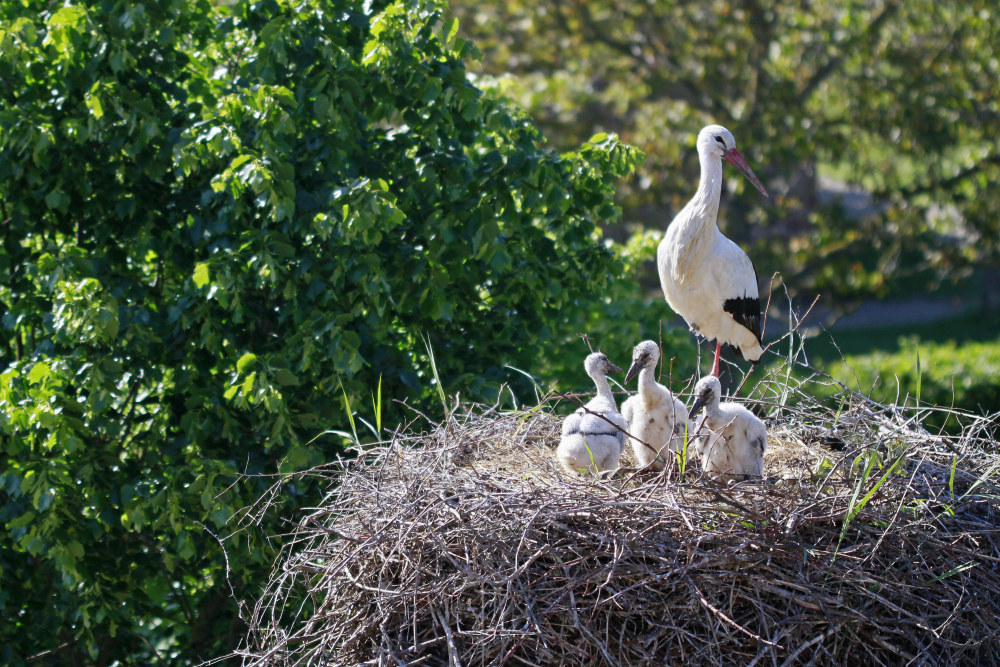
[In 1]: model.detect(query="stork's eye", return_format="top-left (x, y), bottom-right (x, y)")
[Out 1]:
top-left (714, 136), bottom-right (725, 147)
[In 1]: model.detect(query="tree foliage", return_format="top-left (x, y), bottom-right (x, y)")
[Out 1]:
top-left (533, 227), bottom-right (698, 399)
top-left (450, 0), bottom-right (1000, 305)
top-left (0, 0), bottom-right (641, 663)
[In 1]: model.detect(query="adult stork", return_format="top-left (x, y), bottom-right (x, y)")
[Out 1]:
top-left (658, 125), bottom-right (769, 376)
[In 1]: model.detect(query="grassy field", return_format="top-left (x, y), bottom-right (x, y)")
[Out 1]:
top-left (805, 309), bottom-right (1000, 364)
top-left (780, 309), bottom-right (1000, 433)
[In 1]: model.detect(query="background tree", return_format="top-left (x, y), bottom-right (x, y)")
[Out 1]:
top-left (0, 0), bottom-right (642, 663)
top-left (450, 0), bottom-right (1000, 307)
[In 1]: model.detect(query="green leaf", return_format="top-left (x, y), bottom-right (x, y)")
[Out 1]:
top-left (27, 363), bottom-right (50, 385)
top-left (44, 191), bottom-right (63, 209)
top-left (236, 354), bottom-right (258, 374)
top-left (273, 86), bottom-right (296, 106)
top-left (314, 93), bottom-right (330, 117)
top-left (193, 263), bottom-right (210, 288)
top-left (274, 368), bottom-right (299, 386)
top-left (48, 6), bottom-right (86, 28)
top-left (229, 155), bottom-right (253, 171)
top-left (97, 308), bottom-right (119, 341)
top-left (177, 536), bottom-right (196, 561)
top-left (242, 371), bottom-right (256, 397)
top-left (421, 78), bottom-right (442, 104)
top-left (85, 94), bottom-right (104, 120)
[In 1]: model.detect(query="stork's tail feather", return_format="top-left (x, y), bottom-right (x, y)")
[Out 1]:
top-left (730, 341), bottom-right (763, 363)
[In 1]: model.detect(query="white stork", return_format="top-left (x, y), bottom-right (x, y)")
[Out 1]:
top-left (658, 125), bottom-right (769, 376)
top-left (557, 352), bottom-right (628, 475)
top-left (620, 341), bottom-right (691, 471)
top-left (688, 375), bottom-right (767, 480)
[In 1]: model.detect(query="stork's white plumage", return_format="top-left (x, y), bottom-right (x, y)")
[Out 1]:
top-left (620, 341), bottom-right (691, 471)
top-left (657, 125), bottom-right (769, 376)
top-left (689, 376), bottom-right (767, 480)
top-left (557, 352), bottom-right (627, 475)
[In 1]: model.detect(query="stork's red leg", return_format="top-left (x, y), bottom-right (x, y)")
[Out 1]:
top-left (711, 341), bottom-right (722, 377)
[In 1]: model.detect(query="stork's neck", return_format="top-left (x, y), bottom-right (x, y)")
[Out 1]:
top-left (590, 372), bottom-right (614, 403)
top-left (665, 149), bottom-right (724, 278)
top-left (637, 367), bottom-right (659, 398)
top-left (691, 149), bottom-right (724, 231)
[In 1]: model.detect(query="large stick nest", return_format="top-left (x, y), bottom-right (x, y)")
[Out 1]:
top-left (234, 378), bottom-right (1000, 666)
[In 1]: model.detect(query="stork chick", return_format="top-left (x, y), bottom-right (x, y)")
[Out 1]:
top-left (621, 341), bottom-right (691, 471)
top-left (688, 376), bottom-right (767, 480)
top-left (657, 125), bottom-right (769, 377)
top-left (558, 352), bottom-right (627, 475)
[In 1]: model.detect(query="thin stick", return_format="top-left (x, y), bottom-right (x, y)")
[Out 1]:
top-left (658, 319), bottom-right (664, 382)
top-left (686, 579), bottom-right (784, 649)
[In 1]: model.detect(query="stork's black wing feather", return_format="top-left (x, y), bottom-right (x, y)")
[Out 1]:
top-left (723, 263), bottom-right (761, 360)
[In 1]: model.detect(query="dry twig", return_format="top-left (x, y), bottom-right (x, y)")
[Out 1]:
top-left (229, 375), bottom-right (1000, 667)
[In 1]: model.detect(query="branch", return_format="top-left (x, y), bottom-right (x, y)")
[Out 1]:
top-left (797, 2), bottom-right (900, 104)
top-left (685, 578), bottom-right (784, 648)
top-left (733, 292), bottom-right (821, 397)
top-left (738, 0), bottom-right (775, 123)
top-left (554, 0), bottom-right (724, 115)
top-left (25, 641), bottom-right (75, 663)
top-left (115, 377), bottom-right (144, 454)
top-left (887, 154), bottom-right (1000, 200)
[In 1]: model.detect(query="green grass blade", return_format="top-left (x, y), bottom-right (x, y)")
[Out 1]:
top-left (504, 364), bottom-right (544, 405)
top-left (338, 377), bottom-right (359, 446)
top-left (921, 561), bottom-right (978, 587)
top-left (371, 373), bottom-right (382, 435)
top-left (680, 422), bottom-right (688, 476)
top-left (961, 460), bottom-right (1000, 499)
top-left (845, 451), bottom-right (906, 528)
top-left (357, 415), bottom-right (379, 440)
top-left (949, 454), bottom-right (957, 501)
top-left (422, 334), bottom-right (448, 417)
top-left (836, 448), bottom-right (880, 555)
top-left (582, 435), bottom-right (597, 475)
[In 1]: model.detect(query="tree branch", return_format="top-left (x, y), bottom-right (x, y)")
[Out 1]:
top-left (553, 0), bottom-right (725, 115)
top-left (738, 0), bottom-right (775, 125)
top-left (797, 2), bottom-right (900, 105)
top-left (883, 154), bottom-right (1000, 200)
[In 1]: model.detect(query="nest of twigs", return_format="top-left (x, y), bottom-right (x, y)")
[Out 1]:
top-left (234, 374), bottom-right (1000, 666)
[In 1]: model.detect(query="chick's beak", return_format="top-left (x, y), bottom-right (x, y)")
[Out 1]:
top-left (689, 396), bottom-right (709, 416)
top-left (607, 362), bottom-right (624, 375)
top-left (724, 148), bottom-right (769, 197)
top-left (624, 361), bottom-right (642, 384)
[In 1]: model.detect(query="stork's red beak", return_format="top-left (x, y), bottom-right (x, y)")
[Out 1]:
top-left (724, 148), bottom-right (768, 197)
